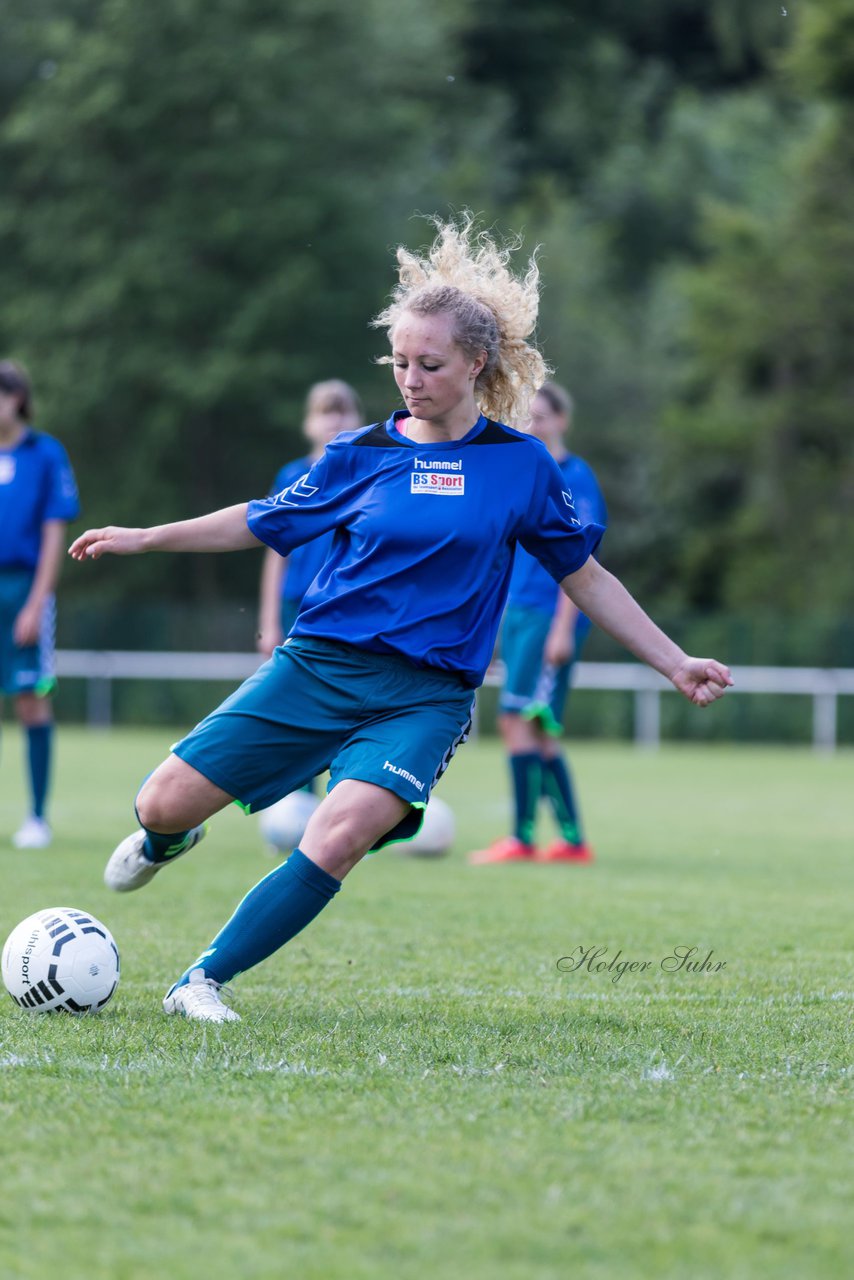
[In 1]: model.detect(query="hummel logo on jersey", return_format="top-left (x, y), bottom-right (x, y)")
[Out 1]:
top-left (562, 491), bottom-right (581, 526)
top-left (273, 473), bottom-right (319, 506)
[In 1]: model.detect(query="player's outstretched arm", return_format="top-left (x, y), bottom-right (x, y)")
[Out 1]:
top-left (561, 557), bottom-right (733, 707)
top-left (68, 503), bottom-right (260, 561)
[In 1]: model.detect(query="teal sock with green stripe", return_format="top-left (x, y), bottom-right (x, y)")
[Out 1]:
top-left (134, 804), bottom-right (198, 864)
top-left (509, 751), bottom-right (542, 845)
top-left (541, 753), bottom-right (582, 844)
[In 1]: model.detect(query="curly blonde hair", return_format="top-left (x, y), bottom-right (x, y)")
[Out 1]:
top-left (373, 214), bottom-right (550, 426)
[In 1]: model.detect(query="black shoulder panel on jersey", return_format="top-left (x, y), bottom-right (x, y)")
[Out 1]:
top-left (351, 422), bottom-right (410, 449)
top-left (470, 420), bottom-right (525, 445)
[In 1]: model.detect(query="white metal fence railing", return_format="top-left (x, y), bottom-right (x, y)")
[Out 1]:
top-left (54, 650), bottom-right (854, 752)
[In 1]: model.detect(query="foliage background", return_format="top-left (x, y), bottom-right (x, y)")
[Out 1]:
top-left (1, 1), bottom-right (851, 658)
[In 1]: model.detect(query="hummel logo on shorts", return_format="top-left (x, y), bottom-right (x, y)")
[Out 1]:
top-left (383, 760), bottom-right (425, 792)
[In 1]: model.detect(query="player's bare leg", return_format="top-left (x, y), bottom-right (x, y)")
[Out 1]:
top-left (103, 756), bottom-right (233, 893)
top-left (299, 779), bottom-right (409, 879)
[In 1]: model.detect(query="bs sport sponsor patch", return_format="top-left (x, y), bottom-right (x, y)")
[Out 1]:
top-left (410, 460), bottom-right (465, 496)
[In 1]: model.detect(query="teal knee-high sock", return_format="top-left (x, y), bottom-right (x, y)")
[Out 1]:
top-left (509, 751), bottom-right (541, 845)
top-left (177, 849), bottom-right (341, 987)
top-left (133, 803), bottom-right (198, 864)
top-left (26, 724), bottom-right (52, 820)
top-left (541, 753), bottom-right (582, 843)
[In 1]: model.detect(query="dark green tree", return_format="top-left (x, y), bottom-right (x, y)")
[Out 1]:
top-left (0, 0), bottom-right (503, 603)
top-left (657, 4), bottom-right (854, 615)
top-left (2, 0), bottom-right (850, 653)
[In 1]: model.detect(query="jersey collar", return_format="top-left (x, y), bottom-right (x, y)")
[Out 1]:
top-left (386, 409), bottom-right (487, 449)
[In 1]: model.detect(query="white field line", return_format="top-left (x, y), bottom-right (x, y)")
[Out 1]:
top-left (0, 1050), bottom-right (328, 1076)
top-left (377, 986), bottom-right (853, 1004)
top-left (1, 1049), bottom-right (849, 1083)
top-left (641, 1062), bottom-right (676, 1082)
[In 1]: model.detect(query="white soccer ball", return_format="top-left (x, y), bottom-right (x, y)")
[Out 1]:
top-left (403, 796), bottom-right (456, 858)
top-left (2, 907), bottom-right (120, 1015)
top-left (258, 790), bottom-right (320, 855)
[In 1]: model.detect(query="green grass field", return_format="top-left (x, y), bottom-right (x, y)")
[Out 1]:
top-left (0, 728), bottom-right (850, 1280)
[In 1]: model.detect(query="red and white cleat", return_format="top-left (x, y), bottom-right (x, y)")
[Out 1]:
top-left (468, 835), bottom-right (537, 865)
top-left (537, 840), bottom-right (594, 863)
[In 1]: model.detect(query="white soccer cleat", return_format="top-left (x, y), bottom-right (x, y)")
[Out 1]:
top-left (12, 816), bottom-right (52, 849)
top-left (162, 969), bottom-right (241, 1023)
top-left (103, 824), bottom-right (207, 892)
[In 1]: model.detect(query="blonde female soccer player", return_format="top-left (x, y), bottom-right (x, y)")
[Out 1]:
top-left (70, 217), bottom-right (732, 1023)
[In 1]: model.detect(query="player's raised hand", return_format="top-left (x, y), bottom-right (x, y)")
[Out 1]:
top-left (68, 526), bottom-right (148, 561)
top-left (669, 657), bottom-right (734, 706)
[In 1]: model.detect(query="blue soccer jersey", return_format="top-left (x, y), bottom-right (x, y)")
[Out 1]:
top-left (508, 453), bottom-right (607, 617)
top-left (0, 429), bottom-right (80, 570)
top-left (269, 455), bottom-right (336, 605)
top-left (247, 412), bottom-right (605, 688)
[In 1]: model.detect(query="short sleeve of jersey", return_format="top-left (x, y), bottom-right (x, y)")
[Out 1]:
top-left (567, 456), bottom-right (608, 531)
top-left (43, 438), bottom-right (80, 522)
top-left (269, 455), bottom-right (311, 501)
top-left (248, 446), bottom-right (348, 555)
top-left (517, 448), bottom-right (605, 583)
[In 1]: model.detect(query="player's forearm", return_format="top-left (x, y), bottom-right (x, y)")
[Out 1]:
top-left (143, 504), bottom-right (259, 553)
top-left (561, 558), bottom-right (685, 680)
top-left (70, 503), bottom-right (262, 562)
top-left (551, 589), bottom-right (578, 639)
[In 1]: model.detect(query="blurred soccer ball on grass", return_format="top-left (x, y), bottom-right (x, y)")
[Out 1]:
top-left (399, 796), bottom-right (455, 858)
top-left (258, 790), bottom-right (320, 856)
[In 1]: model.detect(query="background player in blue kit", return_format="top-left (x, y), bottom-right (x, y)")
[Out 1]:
top-left (70, 217), bottom-right (732, 1024)
top-left (256, 379), bottom-right (362, 659)
top-left (0, 360), bottom-right (80, 848)
top-left (470, 380), bottom-right (608, 865)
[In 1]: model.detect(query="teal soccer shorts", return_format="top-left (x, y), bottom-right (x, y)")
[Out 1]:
top-left (0, 569), bottom-right (56, 697)
top-left (173, 637), bottom-right (474, 849)
top-left (279, 596), bottom-right (300, 639)
top-left (499, 604), bottom-right (589, 736)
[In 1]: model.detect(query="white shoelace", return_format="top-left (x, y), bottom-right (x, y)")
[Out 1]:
top-left (180, 977), bottom-right (236, 1017)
